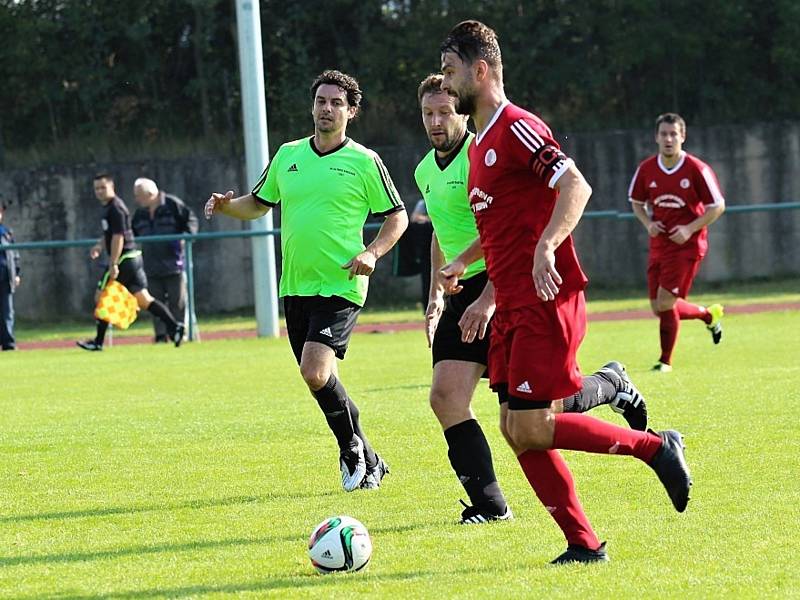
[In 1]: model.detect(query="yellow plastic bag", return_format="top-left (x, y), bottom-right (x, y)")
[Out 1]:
top-left (94, 280), bottom-right (139, 329)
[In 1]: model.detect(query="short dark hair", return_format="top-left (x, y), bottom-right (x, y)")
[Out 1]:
top-left (93, 172), bottom-right (114, 183)
top-left (417, 73), bottom-right (447, 104)
top-left (310, 70), bottom-right (362, 114)
top-left (440, 20), bottom-right (502, 73)
top-left (655, 113), bottom-right (686, 136)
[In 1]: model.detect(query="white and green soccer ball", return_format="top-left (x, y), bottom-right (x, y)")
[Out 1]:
top-left (308, 516), bottom-right (372, 574)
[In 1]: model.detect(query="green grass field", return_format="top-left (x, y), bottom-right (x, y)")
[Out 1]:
top-left (2, 302), bottom-right (799, 598)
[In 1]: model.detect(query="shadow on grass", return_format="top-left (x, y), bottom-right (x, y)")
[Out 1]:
top-left (0, 522), bottom-right (440, 568)
top-left (40, 569), bottom-right (439, 600)
top-left (0, 491), bottom-right (335, 524)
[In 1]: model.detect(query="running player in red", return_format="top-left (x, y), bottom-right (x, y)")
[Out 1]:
top-left (629, 113), bottom-right (726, 372)
top-left (439, 20), bottom-right (692, 564)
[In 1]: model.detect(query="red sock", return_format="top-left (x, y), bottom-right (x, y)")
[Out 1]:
top-left (553, 413), bottom-right (662, 463)
top-left (517, 449), bottom-right (601, 550)
top-left (658, 308), bottom-right (680, 364)
top-left (675, 298), bottom-right (711, 323)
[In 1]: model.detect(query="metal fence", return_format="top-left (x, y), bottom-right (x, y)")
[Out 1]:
top-left (5, 202), bottom-right (799, 341)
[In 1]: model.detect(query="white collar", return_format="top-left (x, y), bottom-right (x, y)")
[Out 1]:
top-left (475, 100), bottom-right (510, 146)
top-left (658, 151), bottom-right (686, 175)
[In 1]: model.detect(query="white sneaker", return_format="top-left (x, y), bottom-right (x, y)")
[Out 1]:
top-left (339, 436), bottom-right (366, 492)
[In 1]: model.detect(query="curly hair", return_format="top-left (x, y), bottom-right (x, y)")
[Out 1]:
top-left (310, 70), bottom-right (362, 114)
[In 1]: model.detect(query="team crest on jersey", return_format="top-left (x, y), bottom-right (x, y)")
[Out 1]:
top-left (101, 219), bottom-right (109, 231)
top-left (680, 178), bottom-right (691, 189)
top-left (484, 148), bottom-right (497, 167)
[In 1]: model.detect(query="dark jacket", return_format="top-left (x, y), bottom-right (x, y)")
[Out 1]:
top-left (0, 224), bottom-right (21, 293)
top-left (132, 192), bottom-right (199, 277)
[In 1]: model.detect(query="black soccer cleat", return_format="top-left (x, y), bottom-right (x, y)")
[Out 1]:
top-left (172, 323), bottom-right (185, 347)
top-left (76, 340), bottom-right (103, 352)
top-left (603, 361), bottom-right (648, 431)
top-left (359, 455), bottom-right (390, 490)
top-left (458, 499), bottom-right (514, 525)
top-left (648, 429), bottom-right (692, 512)
top-left (551, 541), bottom-right (609, 565)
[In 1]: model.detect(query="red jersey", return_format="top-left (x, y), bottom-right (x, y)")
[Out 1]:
top-left (628, 152), bottom-right (725, 259)
top-left (467, 102), bottom-right (587, 310)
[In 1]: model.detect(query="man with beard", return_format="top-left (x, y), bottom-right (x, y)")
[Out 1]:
top-left (205, 70), bottom-right (407, 492)
top-left (415, 73), bottom-right (649, 525)
top-left (438, 21), bottom-right (692, 563)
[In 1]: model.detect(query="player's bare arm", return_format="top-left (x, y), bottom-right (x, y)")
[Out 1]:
top-left (204, 191), bottom-right (270, 221)
top-left (440, 237), bottom-right (484, 295)
top-left (343, 209), bottom-right (408, 279)
top-left (107, 234), bottom-right (124, 282)
top-left (534, 163), bottom-right (592, 301)
top-left (458, 278), bottom-right (495, 344)
top-left (669, 204), bottom-right (725, 245)
top-left (631, 201), bottom-right (665, 237)
top-left (425, 233), bottom-right (446, 347)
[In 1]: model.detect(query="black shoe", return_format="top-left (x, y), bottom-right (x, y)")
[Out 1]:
top-left (458, 499), bottom-right (514, 525)
top-left (603, 361), bottom-right (648, 431)
top-left (172, 323), bottom-right (185, 347)
top-left (648, 429), bottom-right (692, 512)
top-left (76, 340), bottom-right (103, 352)
top-left (360, 455), bottom-right (390, 490)
top-left (551, 541), bottom-right (609, 565)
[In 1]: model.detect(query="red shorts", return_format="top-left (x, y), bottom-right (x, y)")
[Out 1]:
top-left (648, 256), bottom-right (702, 300)
top-left (488, 291), bottom-right (586, 403)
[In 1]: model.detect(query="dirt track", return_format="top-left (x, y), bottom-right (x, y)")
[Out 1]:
top-left (15, 301), bottom-right (799, 351)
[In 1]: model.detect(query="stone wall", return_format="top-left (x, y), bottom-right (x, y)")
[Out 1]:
top-left (1, 121), bottom-right (798, 320)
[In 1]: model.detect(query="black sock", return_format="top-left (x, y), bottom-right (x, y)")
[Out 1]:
top-left (147, 299), bottom-right (178, 335)
top-left (347, 398), bottom-right (378, 470)
top-left (444, 419), bottom-right (507, 515)
top-left (563, 372), bottom-right (617, 413)
top-left (311, 375), bottom-right (357, 452)
top-left (94, 320), bottom-right (109, 346)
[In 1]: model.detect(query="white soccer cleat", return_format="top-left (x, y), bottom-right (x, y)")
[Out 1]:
top-left (339, 436), bottom-right (367, 492)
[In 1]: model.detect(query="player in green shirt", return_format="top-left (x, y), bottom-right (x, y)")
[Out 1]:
top-left (205, 70), bottom-right (408, 492)
top-left (418, 74), bottom-right (651, 525)
top-left (415, 73), bottom-right (512, 524)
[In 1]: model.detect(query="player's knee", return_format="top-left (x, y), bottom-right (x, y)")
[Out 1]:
top-left (429, 385), bottom-right (451, 417)
top-left (508, 419), bottom-right (552, 450)
top-left (300, 365), bottom-right (330, 391)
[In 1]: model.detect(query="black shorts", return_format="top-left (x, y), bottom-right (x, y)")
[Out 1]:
top-left (283, 295), bottom-right (361, 363)
top-left (98, 255), bottom-right (148, 294)
top-left (432, 271), bottom-right (491, 373)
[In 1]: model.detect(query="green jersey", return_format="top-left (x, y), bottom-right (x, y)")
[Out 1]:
top-left (252, 136), bottom-right (403, 306)
top-left (414, 131), bottom-right (485, 280)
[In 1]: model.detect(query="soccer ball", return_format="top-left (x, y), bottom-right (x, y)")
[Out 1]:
top-left (308, 515), bottom-right (372, 574)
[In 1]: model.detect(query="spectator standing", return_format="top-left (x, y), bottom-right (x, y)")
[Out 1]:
top-left (132, 178), bottom-right (199, 342)
top-left (0, 202), bottom-right (21, 351)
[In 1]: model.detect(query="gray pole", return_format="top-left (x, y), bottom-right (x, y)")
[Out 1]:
top-left (235, 0), bottom-right (279, 337)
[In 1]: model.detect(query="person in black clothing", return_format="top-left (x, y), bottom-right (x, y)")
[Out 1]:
top-left (77, 173), bottom-right (184, 351)
top-left (0, 201), bottom-right (21, 351)
top-left (132, 177), bottom-right (198, 342)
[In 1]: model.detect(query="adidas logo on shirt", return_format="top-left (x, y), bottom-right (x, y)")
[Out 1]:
top-left (425, 184), bottom-right (430, 194)
top-left (287, 163), bottom-right (298, 172)
top-left (649, 181), bottom-right (658, 188)
top-left (319, 327), bottom-right (333, 337)
top-left (516, 381), bottom-right (533, 394)
top-left (671, 287), bottom-right (680, 295)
